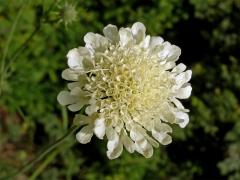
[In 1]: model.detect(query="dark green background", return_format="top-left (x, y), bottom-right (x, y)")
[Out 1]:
top-left (0, 0), bottom-right (240, 179)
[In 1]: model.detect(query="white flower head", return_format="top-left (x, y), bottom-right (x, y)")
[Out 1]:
top-left (57, 22), bottom-right (192, 159)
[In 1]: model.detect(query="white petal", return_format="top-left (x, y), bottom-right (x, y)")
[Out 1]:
top-left (85, 104), bottom-right (98, 115)
top-left (70, 87), bottom-right (85, 96)
top-left (67, 82), bottom-right (80, 90)
top-left (175, 84), bottom-right (192, 99)
top-left (175, 70), bottom-right (192, 88)
top-left (76, 125), bottom-right (93, 144)
top-left (57, 91), bottom-right (77, 105)
top-left (61, 68), bottom-right (79, 81)
top-left (121, 131), bottom-right (135, 153)
top-left (140, 35), bottom-right (150, 48)
top-left (119, 28), bottom-right (134, 47)
top-left (107, 142), bottom-right (123, 159)
top-left (106, 127), bottom-right (119, 151)
top-left (163, 61), bottom-right (176, 70)
top-left (67, 102), bottom-right (84, 112)
top-left (84, 32), bottom-right (109, 52)
top-left (172, 63), bottom-right (186, 74)
top-left (130, 128), bottom-right (144, 142)
top-left (130, 127), bottom-right (154, 158)
top-left (158, 42), bottom-right (181, 62)
top-left (93, 118), bottom-right (105, 139)
top-left (103, 24), bottom-right (120, 44)
top-left (78, 47), bottom-right (93, 69)
top-left (67, 48), bottom-right (83, 69)
top-left (161, 105), bottom-right (176, 123)
top-left (131, 22), bottom-right (146, 44)
top-left (142, 144), bottom-right (153, 158)
top-left (149, 36), bottom-right (164, 48)
top-left (158, 42), bottom-right (171, 59)
top-left (152, 130), bottom-right (172, 145)
top-left (145, 134), bottom-right (159, 148)
top-left (171, 97), bottom-right (185, 109)
top-left (166, 45), bottom-right (181, 62)
top-left (175, 111), bottom-right (189, 128)
top-left (135, 139), bottom-right (153, 158)
top-left (154, 121), bottom-right (172, 134)
top-left (78, 47), bottom-right (91, 57)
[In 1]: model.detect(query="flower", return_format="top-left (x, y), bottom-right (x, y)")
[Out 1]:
top-left (59, 2), bottom-right (77, 27)
top-left (57, 22), bottom-right (192, 159)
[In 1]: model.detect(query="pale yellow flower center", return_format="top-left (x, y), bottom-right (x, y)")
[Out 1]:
top-left (88, 45), bottom-right (175, 131)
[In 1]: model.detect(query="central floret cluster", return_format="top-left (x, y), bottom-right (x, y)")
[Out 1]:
top-left (92, 44), bottom-right (174, 129)
top-left (58, 22), bottom-right (192, 159)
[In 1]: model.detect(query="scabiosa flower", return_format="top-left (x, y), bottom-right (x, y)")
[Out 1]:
top-left (57, 22), bottom-right (192, 159)
top-left (58, 2), bottom-right (77, 27)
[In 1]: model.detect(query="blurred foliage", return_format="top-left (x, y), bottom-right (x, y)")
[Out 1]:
top-left (0, 0), bottom-right (240, 179)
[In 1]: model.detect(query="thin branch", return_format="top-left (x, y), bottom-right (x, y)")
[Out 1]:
top-left (2, 125), bottom-right (80, 180)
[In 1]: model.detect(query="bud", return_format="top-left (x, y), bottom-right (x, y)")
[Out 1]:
top-left (59, 2), bottom-right (77, 27)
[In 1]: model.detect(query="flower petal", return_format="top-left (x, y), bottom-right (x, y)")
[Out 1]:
top-left (171, 97), bottom-right (185, 109)
top-left (85, 104), bottom-right (98, 115)
top-left (57, 91), bottom-right (77, 105)
top-left (135, 139), bottom-right (153, 158)
top-left (142, 144), bottom-right (153, 158)
top-left (166, 45), bottom-right (181, 62)
top-left (78, 47), bottom-right (91, 57)
top-left (154, 121), bottom-right (172, 134)
top-left (84, 32), bottom-right (109, 52)
top-left (175, 84), bottom-right (192, 99)
top-left (175, 70), bottom-right (192, 88)
top-left (106, 127), bottom-right (119, 151)
top-left (93, 118), bottom-right (105, 139)
top-left (149, 36), bottom-right (164, 48)
top-left (131, 22), bottom-right (146, 44)
top-left (76, 125), bottom-right (93, 144)
top-left (67, 102), bottom-right (84, 112)
top-left (70, 87), bottom-right (86, 96)
top-left (103, 24), bottom-right (120, 44)
top-left (161, 104), bottom-right (176, 123)
top-left (140, 35), bottom-right (150, 48)
top-left (67, 82), bottom-right (81, 90)
top-left (172, 63), bottom-right (186, 74)
top-left (130, 128), bottom-right (144, 142)
top-left (163, 61), bottom-right (176, 70)
top-left (175, 111), bottom-right (189, 128)
top-left (67, 48), bottom-right (84, 69)
top-left (158, 42), bottom-right (181, 62)
top-left (107, 142), bottom-right (123, 159)
top-left (144, 133), bottom-right (159, 148)
top-left (119, 28), bottom-right (134, 47)
top-left (157, 42), bottom-right (171, 59)
top-left (61, 68), bottom-right (79, 81)
top-left (152, 130), bottom-right (172, 145)
top-left (121, 130), bottom-right (135, 153)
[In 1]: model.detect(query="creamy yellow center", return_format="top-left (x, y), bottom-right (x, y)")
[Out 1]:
top-left (89, 45), bottom-right (174, 130)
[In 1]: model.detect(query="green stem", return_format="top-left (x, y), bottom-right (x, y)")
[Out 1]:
top-left (2, 126), bottom-right (79, 180)
top-left (29, 148), bottom-right (60, 180)
top-left (4, 27), bottom-right (41, 74)
top-left (3, 0), bottom-right (58, 78)
top-left (0, 1), bottom-right (26, 95)
top-left (61, 106), bottom-right (69, 131)
top-left (0, 0), bottom-right (58, 96)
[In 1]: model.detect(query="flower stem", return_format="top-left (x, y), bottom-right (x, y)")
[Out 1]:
top-left (0, 0), bottom-right (58, 96)
top-left (0, 1), bottom-right (26, 96)
top-left (3, 0), bottom-right (58, 80)
top-left (3, 125), bottom-right (79, 180)
top-left (29, 148), bottom-right (60, 180)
